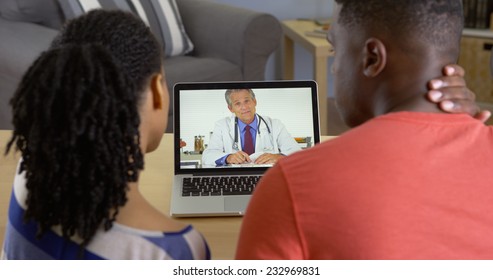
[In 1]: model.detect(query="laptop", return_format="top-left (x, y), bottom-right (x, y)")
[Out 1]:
top-left (170, 80), bottom-right (320, 217)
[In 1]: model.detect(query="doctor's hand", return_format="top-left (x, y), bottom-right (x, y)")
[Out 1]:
top-left (226, 151), bottom-right (252, 164)
top-left (254, 153), bottom-right (284, 165)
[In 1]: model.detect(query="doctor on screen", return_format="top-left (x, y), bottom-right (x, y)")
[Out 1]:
top-left (202, 89), bottom-right (300, 166)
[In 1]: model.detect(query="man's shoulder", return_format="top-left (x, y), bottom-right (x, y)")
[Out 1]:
top-left (284, 111), bottom-right (489, 165)
top-left (280, 119), bottom-right (390, 163)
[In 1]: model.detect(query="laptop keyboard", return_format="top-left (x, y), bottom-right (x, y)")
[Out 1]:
top-left (182, 176), bottom-right (261, 196)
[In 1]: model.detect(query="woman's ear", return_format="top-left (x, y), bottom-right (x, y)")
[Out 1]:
top-left (150, 73), bottom-right (164, 110)
top-left (363, 38), bottom-right (387, 78)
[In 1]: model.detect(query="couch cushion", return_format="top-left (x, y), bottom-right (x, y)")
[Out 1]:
top-left (0, 0), bottom-right (63, 29)
top-left (164, 56), bottom-right (243, 86)
top-left (0, 17), bottom-right (59, 129)
top-left (57, 0), bottom-right (193, 58)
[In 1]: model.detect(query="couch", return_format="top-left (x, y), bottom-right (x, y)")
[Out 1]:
top-left (0, 0), bottom-right (282, 132)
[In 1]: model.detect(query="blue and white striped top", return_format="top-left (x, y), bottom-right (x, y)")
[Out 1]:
top-left (1, 164), bottom-right (210, 260)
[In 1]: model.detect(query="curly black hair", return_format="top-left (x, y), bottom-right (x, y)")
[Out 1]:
top-left (5, 10), bottom-right (162, 253)
top-left (51, 9), bottom-right (162, 95)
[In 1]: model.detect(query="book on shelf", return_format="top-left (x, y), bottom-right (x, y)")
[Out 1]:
top-left (463, 0), bottom-right (493, 29)
top-left (476, 0), bottom-right (487, 28)
top-left (465, 0), bottom-right (476, 28)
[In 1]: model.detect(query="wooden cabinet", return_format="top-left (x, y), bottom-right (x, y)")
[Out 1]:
top-left (458, 30), bottom-right (493, 103)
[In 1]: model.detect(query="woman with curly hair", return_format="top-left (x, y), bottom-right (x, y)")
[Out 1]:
top-left (2, 9), bottom-right (209, 260)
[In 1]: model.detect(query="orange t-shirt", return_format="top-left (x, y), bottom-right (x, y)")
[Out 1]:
top-left (236, 112), bottom-right (493, 259)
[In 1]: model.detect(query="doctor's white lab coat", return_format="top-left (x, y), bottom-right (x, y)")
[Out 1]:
top-left (202, 115), bottom-right (300, 166)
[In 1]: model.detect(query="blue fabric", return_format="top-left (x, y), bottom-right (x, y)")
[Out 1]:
top-left (144, 226), bottom-right (194, 260)
top-left (215, 155), bottom-right (228, 166)
top-left (5, 189), bottom-right (103, 259)
top-left (4, 220), bottom-right (53, 260)
top-left (3, 174), bottom-right (211, 260)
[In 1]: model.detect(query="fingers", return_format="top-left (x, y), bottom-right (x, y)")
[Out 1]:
top-left (436, 99), bottom-right (478, 115)
top-left (428, 64), bottom-right (466, 90)
top-left (254, 154), bottom-right (271, 164)
top-left (427, 81), bottom-right (478, 118)
top-left (442, 64), bottom-right (465, 77)
top-left (428, 76), bottom-right (466, 90)
top-left (428, 88), bottom-right (475, 103)
top-left (427, 72), bottom-right (476, 108)
top-left (475, 110), bottom-right (492, 123)
top-left (254, 154), bottom-right (282, 164)
top-left (428, 64), bottom-right (489, 123)
top-left (428, 90), bottom-right (490, 123)
top-left (227, 152), bottom-right (251, 164)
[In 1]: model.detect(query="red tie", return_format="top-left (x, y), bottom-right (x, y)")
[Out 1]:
top-left (243, 125), bottom-right (254, 155)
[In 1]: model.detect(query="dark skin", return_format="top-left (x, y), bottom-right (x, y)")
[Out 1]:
top-left (427, 65), bottom-right (491, 122)
top-left (329, 4), bottom-right (491, 126)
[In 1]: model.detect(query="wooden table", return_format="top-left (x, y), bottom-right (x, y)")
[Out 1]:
top-left (0, 130), bottom-right (334, 259)
top-left (281, 19), bottom-right (335, 136)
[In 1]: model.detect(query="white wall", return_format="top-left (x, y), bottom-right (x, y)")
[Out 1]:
top-left (179, 88), bottom-right (316, 151)
top-left (205, 0), bottom-right (335, 98)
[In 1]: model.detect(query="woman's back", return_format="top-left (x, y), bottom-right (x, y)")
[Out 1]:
top-left (2, 10), bottom-right (210, 260)
top-left (3, 166), bottom-right (209, 260)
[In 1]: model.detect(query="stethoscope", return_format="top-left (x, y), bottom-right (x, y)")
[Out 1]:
top-left (232, 114), bottom-right (271, 151)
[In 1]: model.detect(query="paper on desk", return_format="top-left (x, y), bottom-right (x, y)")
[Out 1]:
top-left (248, 152), bottom-right (265, 162)
top-left (227, 152), bottom-right (274, 167)
top-left (228, 163), bottom-right (274, 168)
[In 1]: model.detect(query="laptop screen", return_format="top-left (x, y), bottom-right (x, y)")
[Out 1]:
top-left (173, 80), bottom-right (320, 175)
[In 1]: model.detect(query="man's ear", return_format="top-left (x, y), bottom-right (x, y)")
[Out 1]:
top-left (150, 73), bottom-right (164, 110)
top-left (362, 38), bottom-right (387, 77)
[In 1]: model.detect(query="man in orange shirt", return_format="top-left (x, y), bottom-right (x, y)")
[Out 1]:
top-left (236, 0), bottom-right (493, 259)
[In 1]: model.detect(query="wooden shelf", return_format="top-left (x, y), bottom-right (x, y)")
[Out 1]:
top-left (459, 34), bottom-right (493, 103)
top-left (463, 28), bottom-right (493, 39)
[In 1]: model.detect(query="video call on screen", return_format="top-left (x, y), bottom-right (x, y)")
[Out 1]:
top-left (178, 87), bottom-right (317, 169)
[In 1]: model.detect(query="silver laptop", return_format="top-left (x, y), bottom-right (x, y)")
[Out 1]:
top-left (170, 80), bottom-right (320, 217)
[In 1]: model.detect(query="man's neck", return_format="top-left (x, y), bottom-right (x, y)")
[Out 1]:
top-left (374, 57), bottom-right (451, 116)
top-left (238, 115), bottom-right (258, 128)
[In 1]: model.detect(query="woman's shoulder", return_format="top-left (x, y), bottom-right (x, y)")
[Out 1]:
top-left (112, 195), bottom-right (210, 259)
top-left (108, 223), bottom-right (210, 259)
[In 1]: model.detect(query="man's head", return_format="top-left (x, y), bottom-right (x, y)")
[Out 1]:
top-left (225, 89), bottom-right (257, 124)
top-left (329, 0), bottom-right (463, 127)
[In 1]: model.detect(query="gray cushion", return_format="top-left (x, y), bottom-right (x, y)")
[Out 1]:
top-left (138, 0), bottom-right (194, 57)
top-left (0, 0), bottom-right (63, 29)
top-left (57, 0), bottom-right (194, 57)
top-left (164, 56), bottom-right (243, 85)
top-left (178, 0), bottom-right (281, 80)
top-left (0, 17), bottom-right (58, 129)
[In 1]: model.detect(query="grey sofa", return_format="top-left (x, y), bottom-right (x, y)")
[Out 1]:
top-left (0, 0), bottom-right (282, 132)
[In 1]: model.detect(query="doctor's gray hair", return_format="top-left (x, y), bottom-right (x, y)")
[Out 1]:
top-left (225, 89), bottom-right (256, 107)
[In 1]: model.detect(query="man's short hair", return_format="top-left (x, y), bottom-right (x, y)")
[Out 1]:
top-left (334, 0), bottom-right (463, 58)
top-left (225, 89), bottom-right (256, 107)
